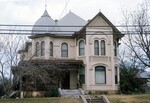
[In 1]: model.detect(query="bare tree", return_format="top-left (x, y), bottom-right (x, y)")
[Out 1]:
top-left (122, 3), bottom-right (150, 69)
top-left (0, 34), bottom-right (27, 97)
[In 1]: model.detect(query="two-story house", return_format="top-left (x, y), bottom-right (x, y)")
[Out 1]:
top-left (12, 9), bottom-right (123, 97)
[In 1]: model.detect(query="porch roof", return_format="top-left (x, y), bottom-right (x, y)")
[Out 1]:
top-left (12, 59), bottom-right (83, 74)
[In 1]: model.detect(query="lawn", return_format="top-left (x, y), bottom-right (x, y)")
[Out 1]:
top-left (0, 97), bottom-right (83, 103)
top-left (107, 94), bottom-right (150, 103)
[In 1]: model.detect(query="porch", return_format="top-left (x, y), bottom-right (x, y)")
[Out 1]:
top-left (12, 59), bottom-right (83, 93)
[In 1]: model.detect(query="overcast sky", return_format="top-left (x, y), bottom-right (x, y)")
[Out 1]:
top-left (0, 0), bottom-right (147, 25)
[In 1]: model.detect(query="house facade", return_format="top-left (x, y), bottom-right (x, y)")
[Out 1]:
top-left (14, 9), bottom-right (123, 96)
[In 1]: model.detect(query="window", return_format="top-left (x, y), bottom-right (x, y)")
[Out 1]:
top-left (79, 40), bottom-right (85, 56)
top-left (94, 40), bottom-right (99, 55)
top-left (115, 66), bottom-right (118, 84)
top-left (101, 40), bottom-right (105, 55)
top-left (95, 66), bottom-right (106, 84)
top-left (41, 41), bottom-right (45, 56)
top-left (35, 42), bottom-right (40, 56)
top-left (79, 66), bottom-right (85, 84)
top-left (114, 42), bottom-right (117, 56)
top-left (50, 42), bottom-right (53, 56)
top-left (61, 43), bottom-right (68, 57)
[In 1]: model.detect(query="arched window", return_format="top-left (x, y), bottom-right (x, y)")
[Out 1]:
top-left (61, 43), bottom-right (68, 57)
top-left (95, 66), bottom-right (106, 84)
top-left (50, 42), bottom-right (53, 56)
top-left (35, 42), bottom-right (40, 56)
top-left (114, 42), bottom-right (117, 56)
top-left (115, 66), bottom-right (118, 84)
top-left (101, 40), bottom-right (105, 55)
top-left (41, 41), bottom-right (45, 56)
top-left (94, 40), bottom-right (99, 55)
top-left (79, 40), bottom-right (85, 56)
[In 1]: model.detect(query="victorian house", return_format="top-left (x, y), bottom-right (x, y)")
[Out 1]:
top-left (12, 9), bottom-right (123, 97)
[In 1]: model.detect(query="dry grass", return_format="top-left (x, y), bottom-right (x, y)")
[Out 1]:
top-left (107, 94), bottom-right (150, 103)
top-left (0, 97), bottom-right (83, 103)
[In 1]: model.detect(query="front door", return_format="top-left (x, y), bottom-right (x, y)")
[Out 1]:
top-left (61, 72), bottom-right (70, 89)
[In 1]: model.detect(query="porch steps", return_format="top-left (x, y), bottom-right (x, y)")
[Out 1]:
top-left (85, 95), bottom-right (105, 103)
top-left (59, 89), bottom-right (82, 98)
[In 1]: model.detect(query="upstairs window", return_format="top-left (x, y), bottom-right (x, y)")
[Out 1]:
top-left (61, 43), bottom-right (68, 57)
top-left (114, 42), bottom-right (117, 56)
top-left (94, 40), bottom-right (99, 55)
top-left (50, 42), bottom-right (53, 56)
top-left (41, 41), bottom-right (45, 56)
top-left (79, 40), bottom-right (85, 56)
top-left (101, 40), bottom-right (105, 55)
top-left (35, 42), bottom-right (40, 56)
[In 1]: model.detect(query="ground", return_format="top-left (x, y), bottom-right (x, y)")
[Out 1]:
top-left (0, 94), bottom-right (150, 103)
top-left (0, 97), bottom-right (83, 103)
top-left (107, 94), bottom-right (150, 103)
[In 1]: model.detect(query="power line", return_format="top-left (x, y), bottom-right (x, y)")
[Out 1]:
top-left (59, 0), bottom-right (70, 19)
top-left (1, 24), bottom-right (150, 27)
top-left (0, 24), bottom-right (150, 35)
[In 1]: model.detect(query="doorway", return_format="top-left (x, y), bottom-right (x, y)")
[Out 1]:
top-left (61, 72), bottom-right (70, 89)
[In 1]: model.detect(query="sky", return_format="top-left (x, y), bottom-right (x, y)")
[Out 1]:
top-left (0, 0), bottom-right (147, 25)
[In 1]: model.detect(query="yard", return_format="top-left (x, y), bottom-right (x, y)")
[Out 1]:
top-left (107, 94), bottom-right (150, 103)
top-left (0, 97), bottom-right (83, 103)
top-left (0, 94), bottom-right (150, 103)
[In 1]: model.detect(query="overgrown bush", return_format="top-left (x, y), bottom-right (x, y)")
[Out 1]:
top-left (119, 64), bottom-right (145, 94)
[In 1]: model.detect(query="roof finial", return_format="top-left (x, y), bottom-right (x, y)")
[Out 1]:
top-left (45, 0), bottom-right (47, 10)
top-left (99, 9), bottom-right (101, 12)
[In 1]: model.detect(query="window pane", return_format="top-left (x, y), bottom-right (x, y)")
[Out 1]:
top-left (101, 40), bottom-right (105, 55)
top-left (95, 66), bottom-right (106, 84)
top-left (79, 40), bottom-right (85, 56)
top-left (50, 42), bottom-right (53, 56)
top-left (36, 42), bottom-right (40, 56)
top-left (114, 42), bottom-right (117, 56)
top-left (94, 40), bottom-right (99, 55)
top-left (41, 41), bottom-right (45, 56)
top-left (61, 43), bottom-right (68, 57)
top-left (79, 66), bottom-right (85, 84)
top-left (115, 67), bottom-right (118, 84)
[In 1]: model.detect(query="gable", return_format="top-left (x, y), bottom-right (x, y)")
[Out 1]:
top-left (76, 12), bottom-right (124, 39)
top-left (88, 16), bottom-right (110, 27)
